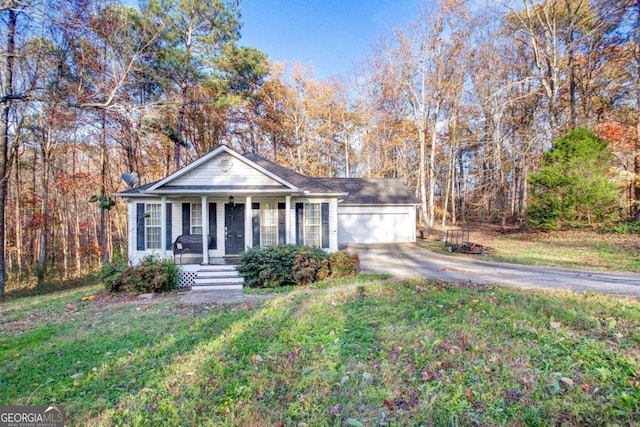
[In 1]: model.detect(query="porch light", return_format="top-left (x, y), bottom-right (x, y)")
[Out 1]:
top-left (228, 195), bottom-right (235, 207)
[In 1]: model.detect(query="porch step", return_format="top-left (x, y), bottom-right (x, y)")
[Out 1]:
top-left (191, 265), bottom-right (244, 291)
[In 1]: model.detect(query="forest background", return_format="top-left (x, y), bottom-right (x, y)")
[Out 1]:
top-left (0, 0), bottom-right (638, 297)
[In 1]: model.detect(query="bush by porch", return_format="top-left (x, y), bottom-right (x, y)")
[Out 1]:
top-left (237, 244), bottom-right (360, 288)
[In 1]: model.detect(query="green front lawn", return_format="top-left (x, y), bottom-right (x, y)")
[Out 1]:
top-left (1, 280), bottom-right (639, 426)
top-left (420, 230), bottom-right (640, 273)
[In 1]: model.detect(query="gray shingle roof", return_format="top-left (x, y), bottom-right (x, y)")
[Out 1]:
top-left (318, 178), bottom-right (420, 205)
top-left (115, 180), bottom-right (159, 195)
top-left (243, 153), bottom-right (343, 194)
top-left (114, 150), bottom-right (418, 206)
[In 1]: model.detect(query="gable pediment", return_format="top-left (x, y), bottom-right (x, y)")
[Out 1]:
top-left (167, 153), bottom-right (285, 188)
top-left (147, 146), bottom-right (298, 193)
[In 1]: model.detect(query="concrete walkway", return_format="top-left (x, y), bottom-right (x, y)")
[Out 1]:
top-left (349, 243), bottom-right (640, 298)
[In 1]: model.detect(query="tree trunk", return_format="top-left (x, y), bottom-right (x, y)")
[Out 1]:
top-left (566, 0), bottom-right (577, 130)
top-left (344, 133), bottom-right (350, 178)
top-left (71, 148), bottom-right (81, 276)
top-left (36, 129), bottom-right (51, 287)
top-left (442, 147), bottom-right (455, 228)
top-left (100, 111), bottom-right (109, 264)
top-left (13, 150), bottom-right (21, 278)
top-left (418, 126), bottom-right (428, 226)
top-left (635, 4), bottom-right (640, 221)
top-left (427, 101), bottom-right (442, 228)
top-left (457, 150), bottom-right (465, 223)
top-left (442, 114), bottom-right (458, 227)
top-left (0, 9), bottom-right (17, 298)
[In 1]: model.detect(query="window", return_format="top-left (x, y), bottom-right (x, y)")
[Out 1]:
top-left (191, 203), bottom-right (202, 234)
top-left (304, 203), bottom-right (321, 247)
top-left (261, 202), bottom-right (278, 247)
top-left (145, 203), bottom-right (161, 249)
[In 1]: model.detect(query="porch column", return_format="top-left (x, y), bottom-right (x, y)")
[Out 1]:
top-left (201, 196), bottom-right (208, 264)
top-left (245, 195), bottom-right (253, 249)
top-left (285, 195), bottom-right (291, 244)
top-left (160, 196), bottom-right (167, 259)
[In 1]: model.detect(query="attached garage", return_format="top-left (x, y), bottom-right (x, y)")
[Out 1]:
top-left (338, 206), bottom-right (416, 244)
top-left (318, 178), bottom-right (419, 245)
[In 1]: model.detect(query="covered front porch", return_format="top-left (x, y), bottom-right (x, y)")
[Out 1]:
top-left (129, 192), bottom-right (294, 264)
top-left (127, 191), bottom-right (338, 267)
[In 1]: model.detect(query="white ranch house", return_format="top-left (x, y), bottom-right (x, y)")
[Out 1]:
top-left (115, 145), bottom-right (418, 289)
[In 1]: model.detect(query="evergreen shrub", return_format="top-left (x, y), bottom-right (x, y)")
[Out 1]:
top-left (99, 253), bottom-right (128, 293)
top-left (526, 128), bottom-right (621, 230)
top-left (101, 255), bottom-right (179, 294)
top-left (292, 251), bottom-right (330, 285)
top-left (239, 245), bottom-right (359, 288)
top-left (329, 251), bottom-right (360, 278)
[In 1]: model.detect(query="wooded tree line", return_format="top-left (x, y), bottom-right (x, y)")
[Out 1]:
top-left (0, 0), bottom-right (638, 295)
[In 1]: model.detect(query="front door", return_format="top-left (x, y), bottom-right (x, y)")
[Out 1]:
top-left (225, 203), bottom-right (245, 255)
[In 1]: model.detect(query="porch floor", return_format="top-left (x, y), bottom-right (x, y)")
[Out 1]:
top-left (174, 256), bottom-right (241, 266)
top-left (208, 256), bottom-right (241, 265)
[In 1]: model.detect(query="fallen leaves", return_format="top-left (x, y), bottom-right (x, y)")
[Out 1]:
top-left (549, 321), bottom-right (562, 330)
top-left (559, 377), bottom-right (574, 388)
top-left (330, 403), bottom-right (341, 415)
top-left (382, 394), bottom-right (420, 412)
top-left (438, 339), bottom-right (461, 355)
top-left (504, 389), bottom-right (523, 404)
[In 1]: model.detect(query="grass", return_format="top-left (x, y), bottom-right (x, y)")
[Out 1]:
top-left (3, 273), bottom-right (102, 300)
top-left (420, 230), bottom-right (640, 273)
top-left (242, 273), bottom-right (392, 295)
top-left (1, 280), bottom-right (639, 426)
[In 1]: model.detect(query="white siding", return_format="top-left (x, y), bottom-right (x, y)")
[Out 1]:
top-left (127, 200), bottom-right (135, 264)
top-left (169, 200), bottom-right (181, 250)
top-left (288, 197), bottom-right (339, 252)
top-left (128, 198), bottom-right (173, 265)
top-left (168, 153), bottom-right (285, 187)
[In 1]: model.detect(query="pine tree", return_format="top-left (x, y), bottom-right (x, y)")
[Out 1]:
top-left (527, 128), bottom-right (621, 230)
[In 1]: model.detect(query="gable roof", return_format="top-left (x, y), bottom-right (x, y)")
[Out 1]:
top-left (318, 178), bottom-right (420, 205)
top-left (148, 145), bottom-right (297, 191)
top-left (114, 146), bottom-right (418, 205)
top-left (242, 153), bottom-right (344, 195)
top-left (116, 180), bottom-right (160, 196)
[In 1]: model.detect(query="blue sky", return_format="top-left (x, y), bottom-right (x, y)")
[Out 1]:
top-left (238, 0), bottom-right (421, 80)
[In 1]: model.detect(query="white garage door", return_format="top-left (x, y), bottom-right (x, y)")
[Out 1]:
top-left (338, 211), bottom-right (411, 244)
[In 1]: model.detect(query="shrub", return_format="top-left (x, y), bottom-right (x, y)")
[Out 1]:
top-left (238, 246), bottom-right (361, 288)
top-left (101, 255), bottom-right (179, 294)
top-left (596, 221), bottom-right (640, 235)
top-left (238, 244), bottom-right (329, 288)
top-left (526, 128), bottom-right (620, 230)
top-left (238, 245), bottom-right (298, 288)
top-left (99, 253), bottom-right (128, 292)
top-left (329, 251), bottom-right (360, 278)
top-left (292, 252), bottom-right (330, 285)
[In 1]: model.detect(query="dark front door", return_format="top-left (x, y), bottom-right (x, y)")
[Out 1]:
top-left (225, 203), bottom-right (245, 255)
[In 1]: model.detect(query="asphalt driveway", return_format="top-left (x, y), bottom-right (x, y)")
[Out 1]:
top-left (348, 243), bottom-right (640, 297)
